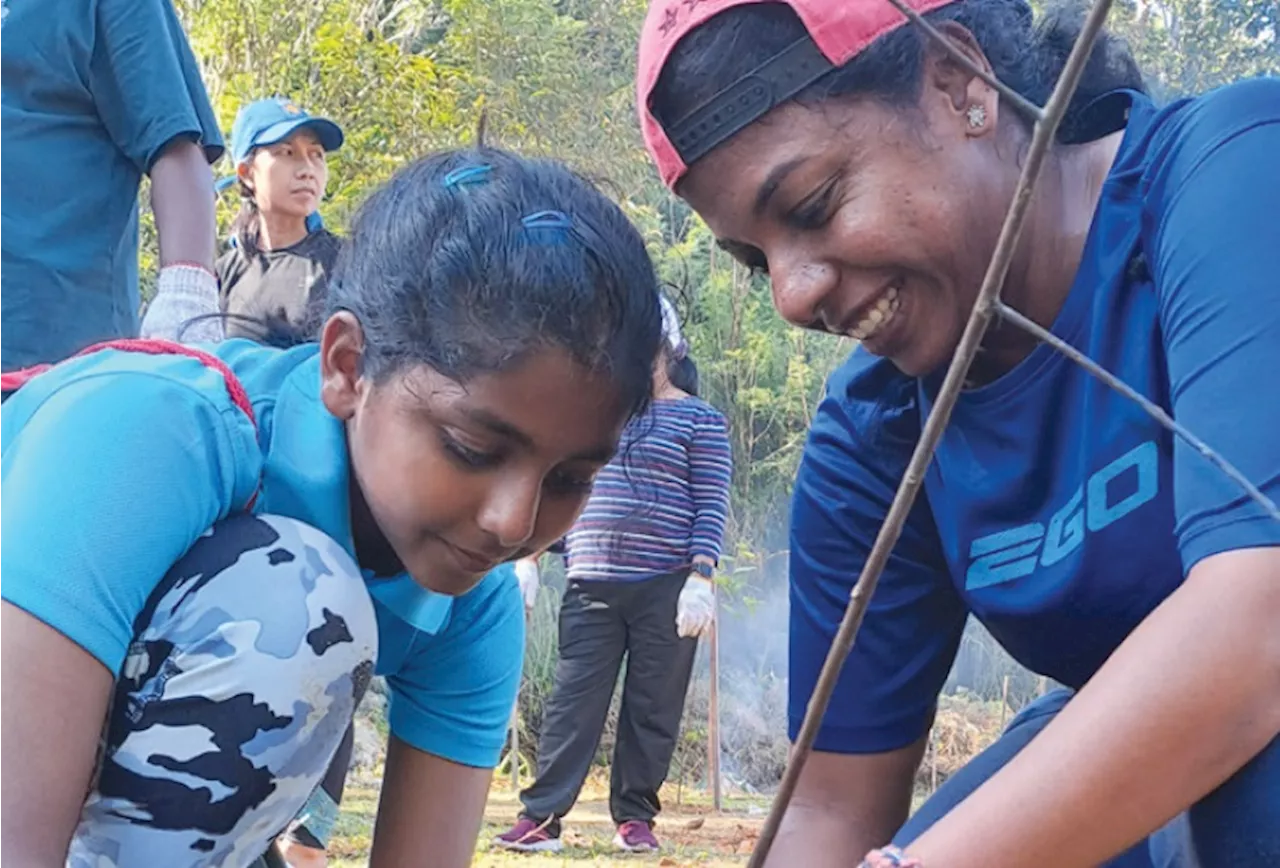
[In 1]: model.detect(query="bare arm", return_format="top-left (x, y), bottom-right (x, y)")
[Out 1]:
top-left (148, 137), bottom-right (216, 272)
top-left (1, 604), bottom-right (114, 867)
top-left (904, 548), bottom-right (1280, 867)
top-left (766, 738), bottom-right (927, 868)
top-left (142, 137), bottom-right (223, 340)
top-left (368, 736), bottom-right (494, 868)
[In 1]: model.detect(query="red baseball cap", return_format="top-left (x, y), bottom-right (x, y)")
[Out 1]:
top-left (637, 0), bottom-right (956, 190)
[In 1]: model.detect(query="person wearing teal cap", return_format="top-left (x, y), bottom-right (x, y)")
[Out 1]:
top-left (1, 146), bottom-right (665, 866)
top-left (216, 97), bottom-right (344, 343)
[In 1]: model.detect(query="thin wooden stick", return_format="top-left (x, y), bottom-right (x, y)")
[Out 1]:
top-left (747, 2), bottom-right (1116, 864)
top-left (995, 301), bottom-right (1280, 521)
top-left (708, 614), bottom-right (723, 811)
top-left (885, 0), bottom-right (1046, 122)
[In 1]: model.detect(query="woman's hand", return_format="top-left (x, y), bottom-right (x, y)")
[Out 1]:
top-left (275, 836), bottom-right (327, 868)
top-left (513, 557), bottom-right (541, 616)
top-left (675, 569), bottom-right (715, 638)
top-left (860, 846), bottom-right (924, 867)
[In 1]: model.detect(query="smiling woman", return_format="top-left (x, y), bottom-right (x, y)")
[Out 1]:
top-left (638, 1), bottom-right (1280, 867)
top-left (0, 146), bottom-right (664, 867)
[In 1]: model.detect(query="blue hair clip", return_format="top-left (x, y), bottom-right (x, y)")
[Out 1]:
top-left (521, 210), bottom-right (575, 243)
top-left (443, 164), bottom-right (493, 189)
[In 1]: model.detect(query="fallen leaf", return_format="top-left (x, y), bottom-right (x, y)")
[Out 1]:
top-left (684, 818), bottom-right (705, 830)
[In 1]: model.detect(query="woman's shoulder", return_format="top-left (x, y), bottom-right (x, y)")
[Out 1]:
top-left (679, 395), bottom-right (728, 423)
top-left (1174, 78), bottom-right (1280, 134)
top-left (1124, 78), bottom-right (1280, 186)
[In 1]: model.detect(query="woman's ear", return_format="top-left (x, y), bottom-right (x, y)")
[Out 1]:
top-left (236, 159), bottom-right (254, 192)
top-left (921, 21), bottom-right (999, 140)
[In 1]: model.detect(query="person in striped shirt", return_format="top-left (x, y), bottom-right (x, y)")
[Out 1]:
top-left (497, 296), bottom-right (732, 855)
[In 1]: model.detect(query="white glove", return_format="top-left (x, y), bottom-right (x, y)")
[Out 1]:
top-left (514, 558), bottom-right (540, 615)
top-left (675, 574), bottom-right (715, 639)
top-left (140, 263), bottom-right (225, 343)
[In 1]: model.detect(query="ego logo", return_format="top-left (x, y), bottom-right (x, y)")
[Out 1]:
top-left (965, 440), bottom-right (1159, 591)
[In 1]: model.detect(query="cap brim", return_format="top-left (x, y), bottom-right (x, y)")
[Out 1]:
top-left (214, 175), bottom-right (239, 193)
top-left (251, 116), bottom-right (345, 156)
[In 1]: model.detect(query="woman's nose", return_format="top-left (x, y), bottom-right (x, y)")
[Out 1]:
top-left (770, 257), bottom-right (839, 329)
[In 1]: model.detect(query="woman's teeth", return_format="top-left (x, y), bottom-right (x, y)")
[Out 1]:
top-left (849, 286), bottom-right (901, 342)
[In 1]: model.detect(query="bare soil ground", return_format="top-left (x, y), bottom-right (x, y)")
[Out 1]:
top-left (330, 771), bottom-right (769, 867)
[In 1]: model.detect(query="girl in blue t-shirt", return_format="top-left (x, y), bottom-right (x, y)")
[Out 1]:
top-left (636, 1), bottom-right (1280, 867)
top-left (1, 147), bottom-right (663, 866)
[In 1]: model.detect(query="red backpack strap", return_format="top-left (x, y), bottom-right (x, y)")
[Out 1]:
top-left (3, 339), bottom-right (260, 510)
top-left (1, 364), bottom-right (55, 395)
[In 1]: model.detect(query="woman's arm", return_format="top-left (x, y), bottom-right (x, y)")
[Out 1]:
top-left (142, 139), bottom-right (223, 342)
top-left (686, 407), bottom-right (733, 564)
top-left (150, 137), bottom-right (217, 273)
top-left (773, 356), bottom-right (967, 865)
top-left (767, 740), bottom-right (928, 868)
top-left (907, 549), bottom-right (1280, 867)
top-left (1, 606), bottom-right (113, 867)
top-left (368, 738), bottom-right (494, 867)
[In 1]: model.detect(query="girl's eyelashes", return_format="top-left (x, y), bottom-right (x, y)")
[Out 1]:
top-left (440, 430), bottom-right (502, 469)
top-left (544, 468), bottom-right (597, 496)
top-left (439, 428), bottom-right (596, 495)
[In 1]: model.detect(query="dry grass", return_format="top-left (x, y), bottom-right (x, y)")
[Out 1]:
top-left (329, 769), bottom-right (770, 867)
top-left (328, 690), bottom-right (1009, 866)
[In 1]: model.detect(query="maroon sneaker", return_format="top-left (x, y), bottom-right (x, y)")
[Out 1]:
top-left (613, 820), bottom-right (660, 852)
top-left (493, 817), bottom-right (563, 852)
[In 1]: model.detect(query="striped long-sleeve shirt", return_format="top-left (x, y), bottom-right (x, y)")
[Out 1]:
top-left (566, 396), bottom-right (732, 581)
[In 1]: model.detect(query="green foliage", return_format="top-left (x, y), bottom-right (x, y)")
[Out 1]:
top-left (1110, 0), bottom-right (1279, 98)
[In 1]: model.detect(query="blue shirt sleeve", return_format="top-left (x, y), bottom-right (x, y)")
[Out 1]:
top-left (789, 355), bottom-right (967, 754)
top-left (1143, 79), bottom-right (1280, 571)
top-left (1, 364), bottom-right (256, 672)
top-left (384, 565), bottom-right (526, 768)
top-left (89, 0), bottom-right (224, 170)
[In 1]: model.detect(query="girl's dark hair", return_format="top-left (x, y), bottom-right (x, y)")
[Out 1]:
top-left (650, 0), bottom-right (1145, 149)
top-left (229, 179), bottom-right (264, 257)
top-left (668, 353), bottom-right (700, 397)
top-left (324, 146), bottom-right (663, 418)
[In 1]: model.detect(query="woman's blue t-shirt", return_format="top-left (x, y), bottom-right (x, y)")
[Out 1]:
top-left (0, 339), bottom-right (524, 769)
top-left (789, 79), bottom-right (1280, 754)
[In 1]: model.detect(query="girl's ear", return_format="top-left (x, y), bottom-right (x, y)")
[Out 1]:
top-left (319, 311), bottom-right (367, 421)
top-left (236, 159), bottom-right (253, 191)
